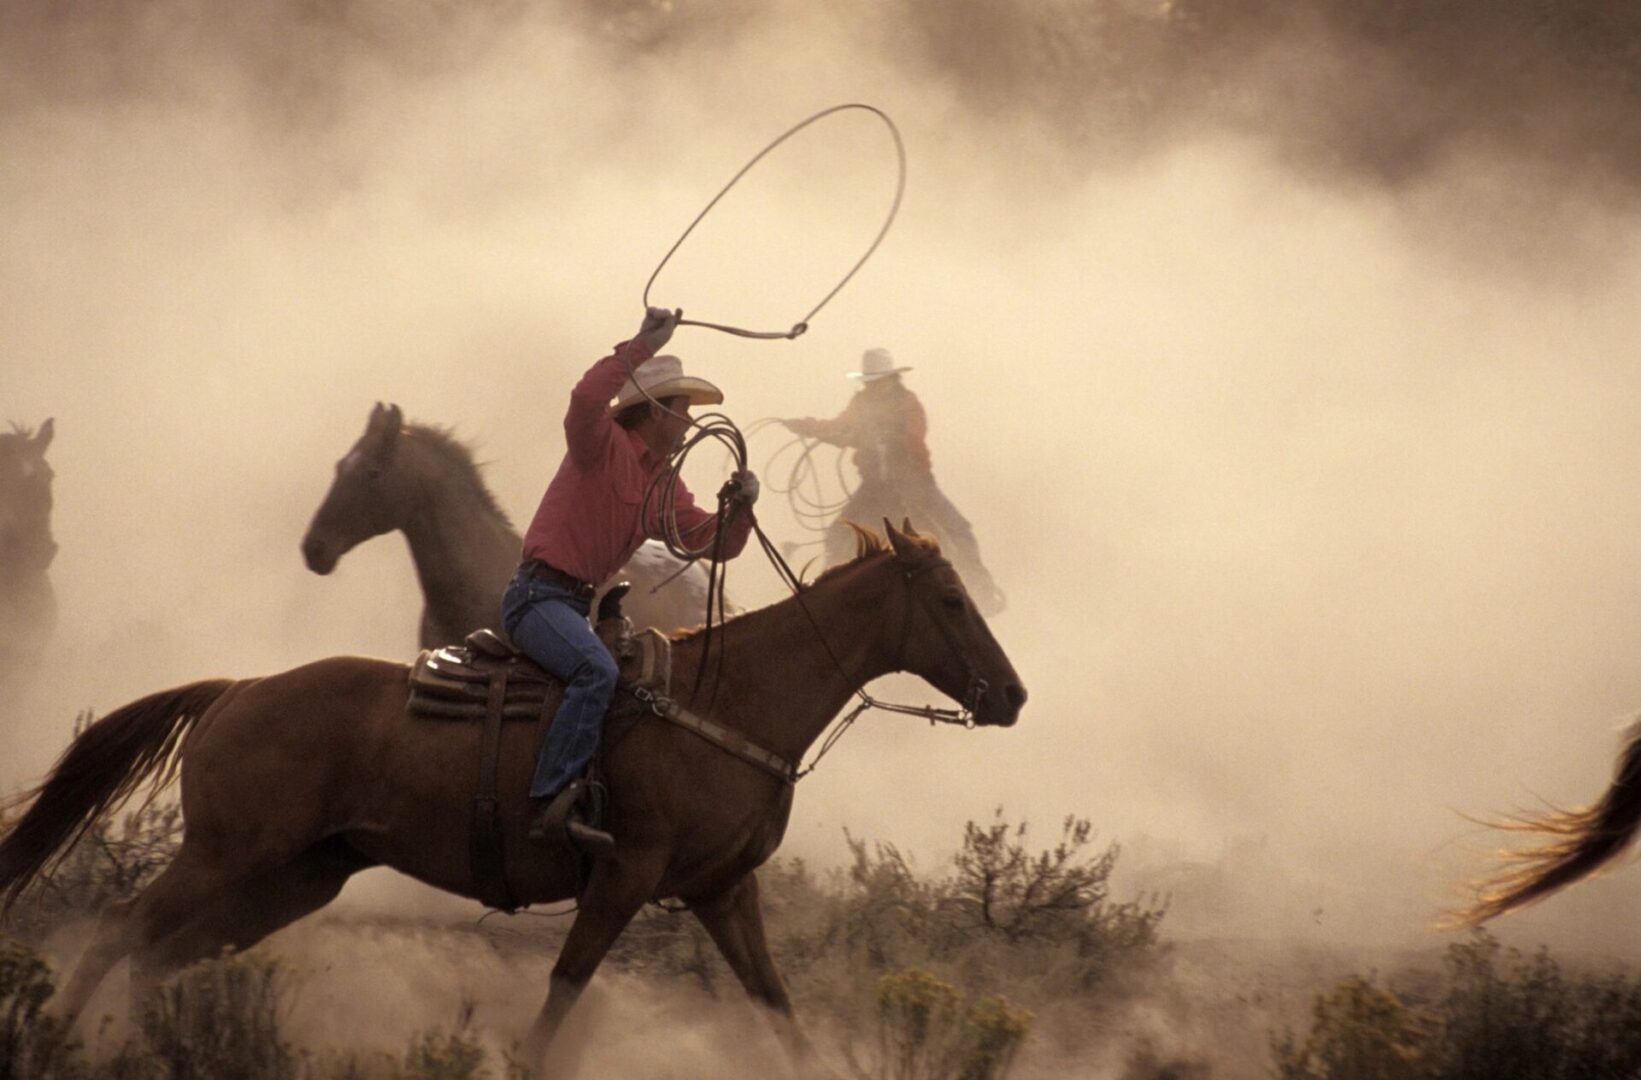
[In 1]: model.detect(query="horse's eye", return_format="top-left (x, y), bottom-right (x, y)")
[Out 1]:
top-left (941, 593), bottom-right (965, 613)
top-left (365, 467), bottom-right (384, 481)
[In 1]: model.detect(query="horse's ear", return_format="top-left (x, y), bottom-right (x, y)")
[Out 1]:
top-left (363, 402), bottom-right (403, 462)
top-left (33, 418), bottom-right (53, 451)
top-left (366, 402), bottom-right (403, 437)
top-left (900, 517), bottom-right (921, 538)
top-left (884, 517), bottom-right (912, 557)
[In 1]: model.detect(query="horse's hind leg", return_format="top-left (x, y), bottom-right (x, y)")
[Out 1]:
top-left (62, 835), bottom-right (367, 1016)
top-left (55, 895), bottom-right (139, 1026)
top-left (691, 872), bottom-right (811, 1062)
top-left (134, 835), bottom-right (368, 980)
top-left (51, 841), bottom-right (231, 1027)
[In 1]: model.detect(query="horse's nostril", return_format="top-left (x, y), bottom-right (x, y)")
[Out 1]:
top-left (1003, 684), bottom-right (1027, 709)
top-left (302, 537), bottom-right (326, 566)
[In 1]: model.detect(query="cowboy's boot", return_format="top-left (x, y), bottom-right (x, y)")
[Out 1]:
top-left (529, 779), bottom-right (616, 857)
top-left (528, 779), bottom-right (585, 844)
top-left (566, 778), bottom-right (614, 857)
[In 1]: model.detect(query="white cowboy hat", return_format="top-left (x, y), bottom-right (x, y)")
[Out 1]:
top-left (610, 354), bottom-right (725, 413)
top-left (847, 347), bottom-right (912, 381)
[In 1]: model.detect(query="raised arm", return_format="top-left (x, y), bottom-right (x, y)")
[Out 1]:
top-left (563, 308), bottom-right (679, 469)
top-left (783, 393), bottom-right (864, 447)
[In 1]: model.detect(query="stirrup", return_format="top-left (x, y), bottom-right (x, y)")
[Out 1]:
top-left (527, 780), bottom-right (585, 844)
top-left (566, 818), bottom-right (615, 858)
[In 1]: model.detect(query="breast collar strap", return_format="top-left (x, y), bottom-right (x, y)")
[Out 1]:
top-left (632, 685), bottom-right (798, 785)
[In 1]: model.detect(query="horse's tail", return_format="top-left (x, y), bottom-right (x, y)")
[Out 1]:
top-left (0, 678), bottom-right (235, 916)
top-left (1452, 717), bottom-right (1641, 926)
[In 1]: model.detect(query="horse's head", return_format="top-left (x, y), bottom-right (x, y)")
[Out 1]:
top-left (880, 518), bottom-right (1025, 728)
top-left (302, 403), bottom-right (410, 574)
top-left (0, 419), bottom-right (57, 571)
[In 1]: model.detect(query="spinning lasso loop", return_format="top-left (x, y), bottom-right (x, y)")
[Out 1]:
top-left (642, 103), bottom-right (907, 341)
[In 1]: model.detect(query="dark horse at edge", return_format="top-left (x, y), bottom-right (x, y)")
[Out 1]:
top-left (0, 522), bottom-right (1025, 1073)
top-left (0, 419), bottom-right (58, 681)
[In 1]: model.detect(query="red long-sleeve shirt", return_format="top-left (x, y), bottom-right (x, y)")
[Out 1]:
top-left (798, 379), bottom-right (933, 484)
top-left (520, 340), bottom-right (751, 585)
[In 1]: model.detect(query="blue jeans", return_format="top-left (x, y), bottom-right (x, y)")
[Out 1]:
top-left (500, 570), bottom-right (619, 799)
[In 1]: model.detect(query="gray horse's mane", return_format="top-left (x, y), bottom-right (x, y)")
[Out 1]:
top-left (404, 423), bottom-right (514, 530)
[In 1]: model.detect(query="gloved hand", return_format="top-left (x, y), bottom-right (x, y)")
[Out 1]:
top-left (718, 469), bottom-right (760, 507)
top-left (783, 418), bottom-right (817, 438)
top-left (636, 306), bottom-right (680, 353)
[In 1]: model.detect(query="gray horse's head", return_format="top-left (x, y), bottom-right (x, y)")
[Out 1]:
top-left (301, 403), bottom-right (410, 575)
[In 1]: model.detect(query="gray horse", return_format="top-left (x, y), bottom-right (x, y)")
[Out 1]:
top-left (301, 403), bottom-right (720, 646)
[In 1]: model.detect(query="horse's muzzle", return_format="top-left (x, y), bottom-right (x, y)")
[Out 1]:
top-left (302, 535), bottom-right (337, 575)
top-left (979, 682), bottom-right (1026, 727)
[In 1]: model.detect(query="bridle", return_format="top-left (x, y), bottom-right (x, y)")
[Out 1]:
top-left (792, 552), bottom-right (991, 780)
top-left (886, 557), bottom-right (990, 725)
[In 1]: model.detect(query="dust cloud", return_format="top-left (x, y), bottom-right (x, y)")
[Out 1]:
top-left (6, 0), bottom-right (1641, 1060)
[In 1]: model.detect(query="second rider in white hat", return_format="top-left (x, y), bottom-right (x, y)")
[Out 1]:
top-left (784, 347), bottom-right (1004, 615)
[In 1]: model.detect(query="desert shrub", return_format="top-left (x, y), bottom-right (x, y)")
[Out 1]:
top-left (780, 809), bottom-right (1166, 1015)
top-left (1271, 931), bottom-right (1641, 1080)
top-left (398, 1001), bottom-right (488, 1080)
top-left (867, 968), bottom-right (1031, 1080)
top-left (0, 934), bottom-right (83, 1080)
top-left (137, 953), bottom-right (299, 1080)
top-left (1425, 932), bottom-right (1641, 1080)
top-left (1271, 976), bottom-right (1431, 1080)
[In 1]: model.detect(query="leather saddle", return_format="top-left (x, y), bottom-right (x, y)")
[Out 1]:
top-left (405, 586), bottom-right (672, 721)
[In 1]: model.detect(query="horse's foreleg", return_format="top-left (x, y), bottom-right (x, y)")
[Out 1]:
top-left (691, 871), bottom-right (812, 1063)
top-left (523, 855), bottom-right (663, 1074)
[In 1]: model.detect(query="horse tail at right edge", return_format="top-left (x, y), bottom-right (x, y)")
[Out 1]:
top-left (0, 679), bottom-right (235, 916)
top-left (1454, 717), bottom-right (1641, 926)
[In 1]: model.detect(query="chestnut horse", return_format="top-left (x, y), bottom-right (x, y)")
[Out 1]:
top-left (300, 402), bottom-right (720, 646)
top-left (0, 523), bottom-right (1024, 1070)
top-left (0, 419), bottom-right (58, 677)
top-left (1455, 717), bottom-right (1641, 925)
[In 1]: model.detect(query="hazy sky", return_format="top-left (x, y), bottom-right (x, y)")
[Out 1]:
top-left (6, 1), bottom-right (1641, 961)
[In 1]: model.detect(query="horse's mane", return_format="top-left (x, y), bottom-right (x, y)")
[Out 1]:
top-left (404, 423), bottom-right (514, 530)
top-left (809, 522), bottom-right (891, 587)
top-left (669, 523), bottom-right (937, 645)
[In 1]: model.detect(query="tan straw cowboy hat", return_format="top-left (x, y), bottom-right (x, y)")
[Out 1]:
top-left (847, 347), bottom-right (913, 381)
top-left (610, 354), bottom-right (725, 413)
